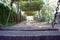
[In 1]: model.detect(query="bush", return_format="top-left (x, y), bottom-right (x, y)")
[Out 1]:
top-left (0, 2), bottom-right (10, 25)
top-left (0, 2), bottom-right (17, 25)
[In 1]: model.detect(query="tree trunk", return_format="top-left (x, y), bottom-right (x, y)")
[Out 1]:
top-left (6, 0), bottom-right (13, 25)
top-left (16, 2), bottom-right (22, 23)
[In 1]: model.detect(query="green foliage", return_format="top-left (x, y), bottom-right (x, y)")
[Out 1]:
top-left (0, 2), bottom-right (10, 25)
top-left (20, 0), bottom-right (44, 11)
top-left (25, 11), bottom-right (36, 16)
top-left (19, 0), bottom-right (43, 1)
top-left (0, 2), bottom-right (16, 25)
top-left (8, 7), bottom-right (17, 25)
top-left (40, 4), bottom-right (54, 22)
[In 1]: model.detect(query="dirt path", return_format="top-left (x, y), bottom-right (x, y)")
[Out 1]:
top-left (11, 21), bottom-right (48, 27)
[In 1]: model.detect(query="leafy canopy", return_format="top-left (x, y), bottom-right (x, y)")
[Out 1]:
top-left (20, 0), bottom-right (44, 11)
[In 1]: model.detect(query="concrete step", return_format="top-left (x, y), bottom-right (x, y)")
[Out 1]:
top-left (0, 36), bottom-right (60, 40)
top-left (0, 27), bottom-right (59, 31)
top-left (0, 31), bottom-right (60, 36)
top-left (0, 31), bottom-right (60, 40)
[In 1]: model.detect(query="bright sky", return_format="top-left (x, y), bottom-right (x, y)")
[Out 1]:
top-left (49, 0), bottom-right (58, 10)
top-left (43, 0), bottom-right (58, 10)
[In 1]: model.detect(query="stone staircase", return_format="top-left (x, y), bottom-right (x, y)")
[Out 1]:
top-left (0, 31), bottom-right (60, 40)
